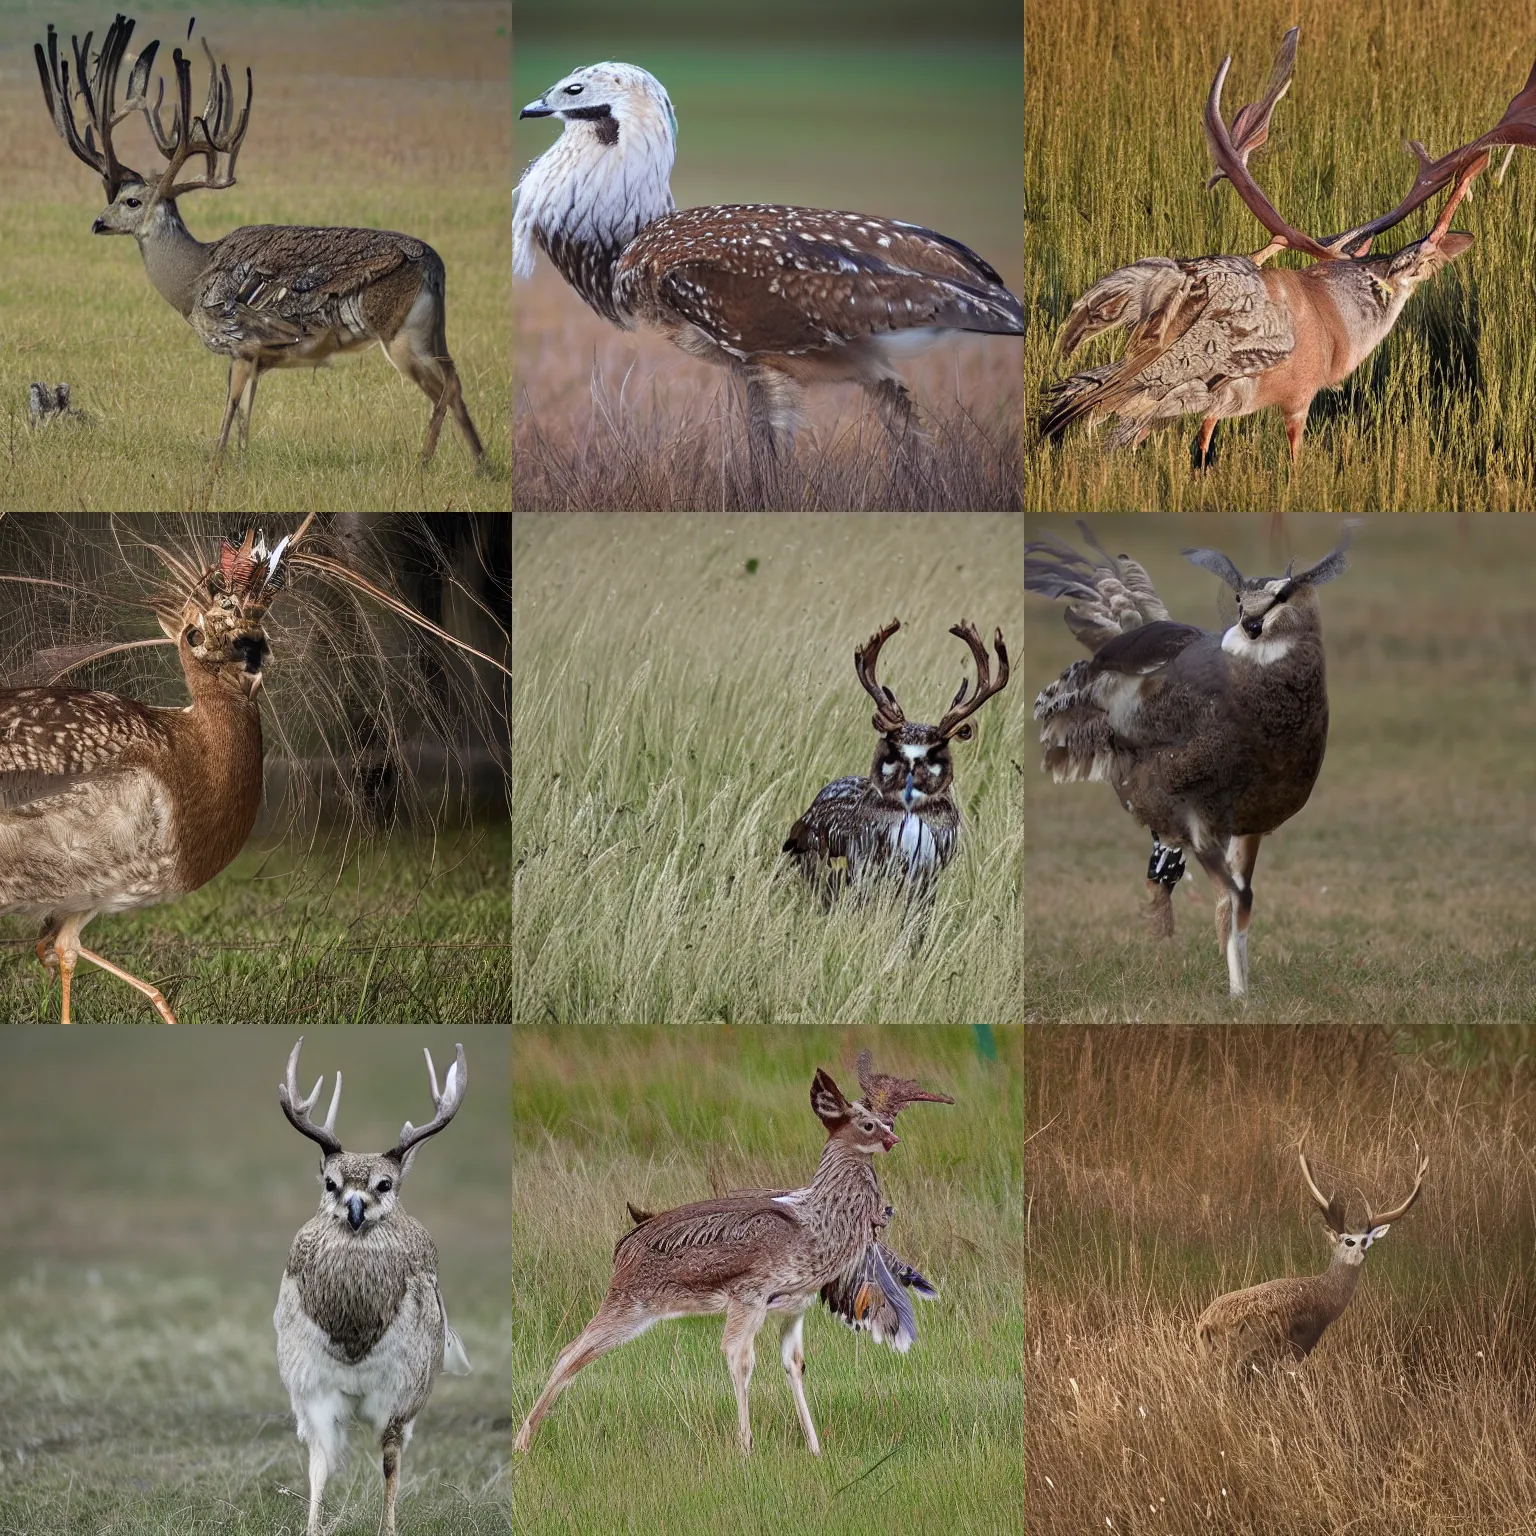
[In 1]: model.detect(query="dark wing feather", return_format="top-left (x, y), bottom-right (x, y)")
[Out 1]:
top-left (820, 1241), bottom-right (936, 1352)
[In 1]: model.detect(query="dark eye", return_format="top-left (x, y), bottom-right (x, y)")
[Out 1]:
top-left (376, 1178), bottom-right (392, 1194)
top-left (564, 83), bottom-right (584, 95)
top-left (1344, 1237), bottom-right (1355, 1246)
top-left (324, 1178), bottom-right (338, 1194)
top-left (184, 626), bottom-right (203, 647)
top-left (123, 196), bottom-right (141, 208)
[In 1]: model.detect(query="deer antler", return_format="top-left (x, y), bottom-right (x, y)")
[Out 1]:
top-left (138, 32), bottom-right (252, 201)
top-left (1205, 26), bottom-right (1299, 193)
top-left (279, 1037), bottom-right (343, 1158)
top-left (936, 621), bottom-right (1010, 741)
top-left (855, 1050), bottom-right (954, 1118)
top-left (386, 1044), bottom-right (468, 1164)
top-left (1364, 1142), bottom-right (1429, 1227)
top-left (1297, 1140), bottom-right (1348, 1236)
top-left (35, 15), bottom-right (155, 200)
top-left (855, 619), bottom-right (906, 735)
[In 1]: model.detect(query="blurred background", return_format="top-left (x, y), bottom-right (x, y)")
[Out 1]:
top-left (0, 1025), bottom-right (510, 1531)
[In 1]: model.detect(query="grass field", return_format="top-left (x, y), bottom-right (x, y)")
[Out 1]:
top-left (0, 828), bottom-right (512, 1024)
top-left (1025, 0), bottom-right (1536, 511)
top-left (511, 514), bottom-right (1024, 1026)
top-left (0, 1026), bottom-right (511, 1534)
top-left (513, 41), bottom-right (1023, 511)
top-left (513, 1024), bottom-right (1022, 1535)
top-left (0, 3), bottom-right (509, 512)
top-left (1027, 1024), bottom-right (1536, 1535)
top-left (1024, 513), bottom-right (1536, 1022)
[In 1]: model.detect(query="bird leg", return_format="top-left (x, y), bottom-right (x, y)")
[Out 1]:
top-left (742, 366), bottom-right (802, 507)
top-left (1194, 416), bottom-right (1219, 471)
top-left (378, 1421), bottom-right (404, 1536)
top-left (778, 1313), bottom-right (821, 1455)
top-left (37, 915), bottom-right (177, 1024)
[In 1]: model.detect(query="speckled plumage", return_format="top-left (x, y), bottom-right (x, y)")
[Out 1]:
top-left (1026, 528), bottom-right (1349, 994)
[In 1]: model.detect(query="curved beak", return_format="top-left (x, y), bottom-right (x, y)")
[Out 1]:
top-left (345, 1194), bottom-right (366, 1231)
top-left (520, 96), bottom-right (554, 119)
top-left (881, 1130), bottom-right (900, 1152)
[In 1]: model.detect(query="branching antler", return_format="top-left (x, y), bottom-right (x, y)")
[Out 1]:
top-left (140, 33), bottom-right (252, 201)
top-left (855, 619), bottom-right (906, 735)
top-left (387, 1044), bottom-right (468, 1164)
top-left (1365, 1142), bottom-right (1429, 1227)
top-left (280, 1036), bottom-right (344, 1158)
top-left (936, 620), bottom-right (1009, 741)
top-left (855, 1050), bottom-right (954, 1118)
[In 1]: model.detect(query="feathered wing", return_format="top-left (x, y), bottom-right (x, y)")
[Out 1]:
top-left (782, 775), bottom-right (872, 871)
top-left (1025, 528), bottom-right (1174, 651)
top-left (439, 1289), bottom-right (472, 1377)
top-left (819, 1242), bottom-right (937, 1353)
top-left (615, 205), bottom-right (1023, 358)
top-left (1043, 257), bottom-right (1294, 444)
top-left (614, 1194), bottom-right (803, 1287)
top-left (0, 687), bottom-right (171, 810)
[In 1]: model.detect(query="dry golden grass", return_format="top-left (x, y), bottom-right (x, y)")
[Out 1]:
top-left (1028, 1025), bottom-right (1536, 1536)
top-left (0, 3), bottom-right (510, 511)
top-left (1025, 513), bottom-right (1536, 1022)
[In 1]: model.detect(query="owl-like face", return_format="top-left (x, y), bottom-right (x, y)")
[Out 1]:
top-left (166, 592), bottom-right (271, 698)
top-left (316, 1151), bottom-right (404, 1233)
top-left (869, 724), bottom-right (953, 811)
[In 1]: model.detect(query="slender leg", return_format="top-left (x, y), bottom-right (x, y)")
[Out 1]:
top-left (1195, 415), bottom-right (1218, 469)
top-left (75, 947), bottom-right (177, 1024)
top-left (1195, 845), bottom-right (1247, 997)
top-left (779, 1313), bottom-right (821, 1455)
top-left (1228, 834), bottom-right (1263, 997)
top-left (515, 1300), bottom-right (654, 1450)
top-left (743, 367), bottom-right (802, 508)
top-left (237, 367), bottom-right (261, 449)
top-left (722, 1299), bottom-right (767, 1453)
top-left (379, 1421), bottom-right (404, 1536)
top-left (305, 1437), bottom-right (330, 1536)
top-left (1285, 412), bottom-right (1306, 461)
top-left (383, 334), bottom-right (485, 466)
top-left (218, 360), bottom-right (256, 453)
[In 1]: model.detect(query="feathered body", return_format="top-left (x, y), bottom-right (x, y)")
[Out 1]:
top-left (515, 63), bottom-right (1022, 489)
top-left (1026, 529), bottom-right (1347, 993)
top-left (516, 1056), bottom-right (950, 1456)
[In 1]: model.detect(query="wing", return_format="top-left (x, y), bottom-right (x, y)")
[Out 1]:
top-left (615, 204), bottom-right (1022, 358)
top-left (615, 1193), bottom-right (803, 1285)
top-left (782, 775), bottom-right (874, 866)
top-left (193, 226), bottom-right (435, 353)
top-left (0, 687), bottom-right (169, 810)
top-left (820, 1241), bottom-right (936, 1353)
top-left (1044, 257), bottom-right (1293, 442)
top-left (1026, 526), bottom-right (1178, 652)
top-left (439, 1291), bottom-right (473, 1377)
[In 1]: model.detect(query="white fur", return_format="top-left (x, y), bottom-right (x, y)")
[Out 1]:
top-left (894, 813), bottom-right (938, 872)
top-left (1221, 625), bottom-right (1293, 665)
top-left (514, 63), bottom-right (677, 279)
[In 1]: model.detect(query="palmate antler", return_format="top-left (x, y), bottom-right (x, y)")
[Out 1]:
top-left (1204, 28), bottom-right (1536, 264)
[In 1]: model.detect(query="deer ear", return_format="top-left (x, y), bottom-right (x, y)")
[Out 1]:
top-left (810, 1069), bottom-right (851, 1127)
top-left (1366, 1223), bottom-right (1390, 1243)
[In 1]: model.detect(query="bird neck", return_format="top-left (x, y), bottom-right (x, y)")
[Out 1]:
top-left (134, 198), bottom-right (210, 320)
top-left (514, 115), bottom-right (676, 320)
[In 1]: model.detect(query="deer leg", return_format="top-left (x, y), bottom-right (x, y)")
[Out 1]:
top-left (1284, 410), bottom-right (1307, 461)
top-left (743, 366), bottom-right (802, 507)
top-left (218, 359), bottom-right (256, 453)
top-left (1194, 415), bottom-right (1219, 470)
top-left (438, 358), bottom-right (485, 463)
top-left (778, 1312), bottom-right (821, 1455)
top-left (722, 1300), bottom-right (767, 1453)
top-left (384, 331), bottom-right (485, 466)
top-left (294, 1391), bottom-right (347, 1536)
top-left (515, 1300), bottom-right (654, 1451)
top-left (1227, 834), bottom-right (1263, 996)
top-left (237, 366), bottom-right (261, 450)
top-left (1195, 844), bottom-right (1248, 997)
top-left (378, 1420), bottom-right (405, 1536)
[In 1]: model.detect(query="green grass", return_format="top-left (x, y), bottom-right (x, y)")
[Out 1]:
top-left (0, 1026), bottom-right (511, 1534)
top-left (511, 514), bottom-right (1024, 1025)
top-left (1024, 512), bottom-right (1536, 1022)
top-left (0, 827), bottom-right (512, 1024)
top-left (0, 3), bottom-right (509, 511)
top-left (1025, 0), bottom-right (1536, 510)
top-left (513, 1024), bottom-right (1022, 1535)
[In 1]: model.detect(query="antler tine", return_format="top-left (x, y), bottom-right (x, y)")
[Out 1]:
top-left (279, 1037), bottom-right (343, 1157)
top-left (139, 29), bottom-right (253, 201)
top-left (854, 619), bottom-right (906, 735)
top-left (1204, 36), bottom-right (1339, 262)
top-left (1205, 26), bottom-right (1299, 192)
top-left (34, 15), bottom-right (146, 200)
top-left (387, 1043), bottom-right (468, 1164)
top-left (1365, 1141), bottom-right (1429, 1227)
top-left (1325, 52), bottom-right (1536, 255)
top-left (936, 620), bottom-right (1010, 741)
top-left (855, 1050), bottom-right (955, 1118)
top-left (1297, 1140), bottom-right (1347, 1234)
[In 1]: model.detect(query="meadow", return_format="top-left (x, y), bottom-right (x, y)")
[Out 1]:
top-left (513, 38), bottom-right (1023, 511)
top-left (511, 514), bottom-right (1024, 1026)
top-left (1025, 0), bottom-right (1536, 511)
top-left (1024, 513), bottom-right (1536, 1023)
top-left (0, 2), bottom-right (509, 512)
top-left (513, 1023), bottom-right (1023, 1535)
top-left (0, 1026), bottom-right (511, 1534)
top-left (1027, 1024), bottom-right (1536, 1535)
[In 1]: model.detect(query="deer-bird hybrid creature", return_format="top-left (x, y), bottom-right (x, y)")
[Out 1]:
top-left (36, 15), bottom-right (484, 463)
top-left (1196, 1140), bottom-right (1428, 1369)
top-left (515, 1054), bottom-right (951, 1456)
top-left (514, 63), bottom-right (1023, 500)
top-left (1043, 28), bottom-right (1536, 465)
top-left (1026, 525), bottom-right (1351, 996)
top-left (275, 1038), bottom-right (472, 1536)
top-left (0, 518), bottom-right (511, 1023)
top-left (783, 619), bottom-right (1010, 898)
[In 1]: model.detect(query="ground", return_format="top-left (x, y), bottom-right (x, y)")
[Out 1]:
top-left (1025, 0), bottom-right (1536, 511)
top-left (0, 1026), bottom-right (511, 1533)
top-left (1025, 513), bottom-right (1536, 1023)
top-left (0, 3), bottom-right (509, 511)
top-left (513, 1024), bottom-right (1022, 1535)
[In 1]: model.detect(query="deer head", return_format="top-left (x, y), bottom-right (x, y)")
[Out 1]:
top-left (1298, 1138), bottom-right (1428, 1267)
top-left (280, 1036), bottom-right (468, 1233)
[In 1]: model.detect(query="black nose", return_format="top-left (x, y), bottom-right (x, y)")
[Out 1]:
top-left (231, 634), bottom-right (268, 674)
top-left (1242, 617), bottom-right (1263, 638)
top-left (90, 217), bottom-right (107, 234)
top-left (345, 1194), bottom-right (366, 1231)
